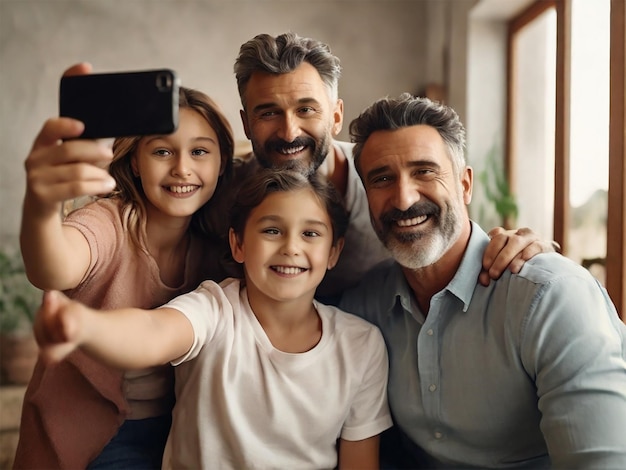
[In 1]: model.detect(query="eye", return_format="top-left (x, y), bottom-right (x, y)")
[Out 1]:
top-left (152, 148), bottom-right (172, 157)
top-left (298, 106), bottom-right (316, 115)
top-left (262, 227), bottom-right (280, 235)
top-left (415, 168), bottom-right (436, 179)
top-left (369, 174), bottom-right (393, 188)
top-left (259, 110), bottom-right (279, 119)
top-left (191, 148), bottom-right (209, 157)
top-left (303, 230), bottom-right (321, 238)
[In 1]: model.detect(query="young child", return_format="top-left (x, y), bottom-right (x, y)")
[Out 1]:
top-left (14, 63), bottom-right (234, 470)
top-left (34, 168), bottom-right (392, 470)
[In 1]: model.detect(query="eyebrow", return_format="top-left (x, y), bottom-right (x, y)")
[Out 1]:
top-left (251, 97), bottom-right (322, 115)
top-left (192, 136), bottom-right (219, 145)
top-left (254, 214), bottom-right (329, 230)
top-left (143, 135), bottom-right (218, 146)
top-left (365, 159), bottom-right (442, 182)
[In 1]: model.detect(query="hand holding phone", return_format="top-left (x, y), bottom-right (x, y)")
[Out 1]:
top-left (59, 69), bottom-right (180, 139)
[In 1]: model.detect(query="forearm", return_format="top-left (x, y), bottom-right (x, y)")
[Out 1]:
top-left (36, 291), bottom-right (193, 369)
top-left (337, 436), bottom-right (379, 470)
top-left (20, 196), bottom-right (89, 290)
top-left (80, 307), bottom-right (193, 369)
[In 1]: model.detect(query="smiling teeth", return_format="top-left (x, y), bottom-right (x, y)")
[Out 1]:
top-left (274, 266), bottom-right (305, 274)
top-left (396, 215), bottom-right (428, 227)
top-left (280, 146), bottom-right (305, 155)
top-left (169, 186), bottom-right (196, 193)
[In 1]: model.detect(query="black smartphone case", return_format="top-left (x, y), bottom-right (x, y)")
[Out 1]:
top-left (59, 69), bottom-right (179, 139)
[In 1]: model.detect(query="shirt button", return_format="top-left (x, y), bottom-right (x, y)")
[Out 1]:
top-left (434, 431), bottom-right (443, 439)
top-left (429, 384), bottom-right (437, 392)
top-left (427, 329), bottom-right (434, 336)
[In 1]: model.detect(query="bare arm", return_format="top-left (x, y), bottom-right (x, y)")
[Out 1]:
top-left (35, 290), bottom-right (193, 369)
top-left (337, 436), bottom-right (380, 470)
top-left (20, 63), bottom-right (116, 290)
top-left (479, 226), bottom-right (559, 286)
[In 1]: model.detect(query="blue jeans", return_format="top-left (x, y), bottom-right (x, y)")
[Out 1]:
top-left (87, 414), bottom-right (171, 470)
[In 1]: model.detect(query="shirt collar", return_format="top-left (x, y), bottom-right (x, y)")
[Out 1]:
top-left (446, 221), bottom-right (490, 311)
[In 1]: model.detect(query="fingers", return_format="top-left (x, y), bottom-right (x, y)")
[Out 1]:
top-left (26, 120), bottom-right (115, 207)
top-left (487, 226), bottom-right (506, 238)
top-left (478, 269), bottom-right (491, 287)
top-left (34, 291), bottom-right (69, 344)
top-left (28, 124), bottom-right (113, 171)
top-left (482, 227), bottom-right (541, 282)
top-left (62, 62), bottom-right (92, 77)
top-left (31, 117), bottom-right (85, 151)
top-left (33, 165), bottom-right (115, 201)
top-left (34, 291), bottom-right (82, 362)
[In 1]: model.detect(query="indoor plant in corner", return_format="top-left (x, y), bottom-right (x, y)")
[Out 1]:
top-left (0, 247), bottom-right (41, 385)
top-left (477, 142), bottom-right (518, 230)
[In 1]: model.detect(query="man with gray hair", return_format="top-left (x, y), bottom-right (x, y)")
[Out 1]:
top-left (232, 32), bottom-right (554, 300)
top-left (341, 93), bottom-right (626, 469)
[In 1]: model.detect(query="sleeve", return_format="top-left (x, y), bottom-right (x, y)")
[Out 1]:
top-left (341, 326), bottom-right (393, 441)
top-left (164, 280), bottom-right (230, 365)
top-left (520, 273), bottom-right (626, 468)
top-left (62, 201), bottom-right (121, 281)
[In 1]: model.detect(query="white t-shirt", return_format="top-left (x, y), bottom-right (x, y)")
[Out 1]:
top-left (162, 278), bottom-right (392, 470)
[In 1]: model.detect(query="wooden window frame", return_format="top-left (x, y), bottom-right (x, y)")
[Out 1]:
top-left (507, 0), bottom-right (625, 319)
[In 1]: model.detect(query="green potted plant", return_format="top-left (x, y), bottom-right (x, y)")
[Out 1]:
top-left (477, 143), bottom-right (518, 229)
top-left (0, 246), bottom-right (41, 385)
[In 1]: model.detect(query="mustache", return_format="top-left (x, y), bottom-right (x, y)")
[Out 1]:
top-left (265, 137), bottom-right (316, 154)
top-left (379, 200), bottom-right (440, 225)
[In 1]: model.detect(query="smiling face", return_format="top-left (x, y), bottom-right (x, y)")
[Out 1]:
top-left (131, 108), bottom-right (222, 221)
top-left (240, 62), bottom-right (343, 176)
top-left (229, 188), bottom-right (341, 304)
top-left (359, 125), bottom-right (473, 269)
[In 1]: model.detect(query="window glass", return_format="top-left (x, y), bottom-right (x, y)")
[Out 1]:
top-left (568, 0), bottom-right (610, 284)
top-left (512, 8), bottom-right (557, 240)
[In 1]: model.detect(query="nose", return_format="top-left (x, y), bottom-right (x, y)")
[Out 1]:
top-left (390, 176), bottom-right (421, 212)
top-left (277, 112), bottom-right (301, 143)
top-left (281, 232), bottom-right (301, 256)
top-left (171, 154), bottom-right (192, 178)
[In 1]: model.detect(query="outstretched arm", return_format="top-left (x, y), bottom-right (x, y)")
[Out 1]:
top-left (35, 290), bottom-right (193, 369)
top-left (20, 63), bottom-right (116, 290)
top-left (338, 436), bottom-right (380, 470)
top-left (479, 227), bottom-right (559, 286)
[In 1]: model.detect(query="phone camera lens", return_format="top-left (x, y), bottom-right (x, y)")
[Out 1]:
top-left (156, 73), bottom-right (172, 92)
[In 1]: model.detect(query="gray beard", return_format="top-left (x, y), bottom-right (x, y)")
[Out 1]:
top-left (382, 201), bottom-right (464, 270)
top-left (251, 132), bottom-right (331, 177)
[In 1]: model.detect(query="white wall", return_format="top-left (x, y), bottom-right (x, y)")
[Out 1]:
top-left (466, 17), bottom-right (508, 228)
top-left (0, 0), bottom-right (432, 245)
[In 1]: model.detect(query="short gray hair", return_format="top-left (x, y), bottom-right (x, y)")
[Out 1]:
top-left (234, 32), bottom-right (342, 108)
top-left (349, 93), bottom-right (466, 177)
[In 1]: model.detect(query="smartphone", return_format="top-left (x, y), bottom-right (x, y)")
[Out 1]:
top-left (59, 69), bottom-right (180, 139)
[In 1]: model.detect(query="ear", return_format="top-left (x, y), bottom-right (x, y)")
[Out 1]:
top-left (219, 154), bottom-right (226, 176)
top-left (131, 154), bottom-right (140, 178)
top-left (462, 166), bottom-right (473, 205)
top-left (240, 109), bottom-right (252, 140)
top-left (229, 228), bottom-right (245, 264)
top-left (331, 99), bottom-right (344, 136)
top-left (326, 237), bottom-right (345, 270)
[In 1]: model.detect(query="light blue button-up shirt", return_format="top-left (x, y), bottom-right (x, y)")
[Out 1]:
top-left (340, 222), bottom-right (626, 469)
